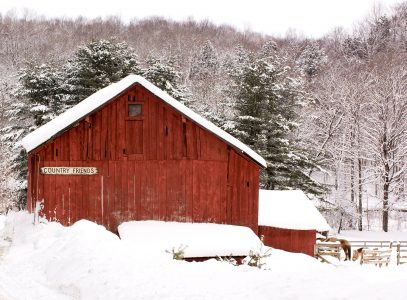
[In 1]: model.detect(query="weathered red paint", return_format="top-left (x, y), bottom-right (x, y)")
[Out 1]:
top-left (26, 84), bottom-right (261, 233)
top-left (258, 226), bottom-right (316, 256)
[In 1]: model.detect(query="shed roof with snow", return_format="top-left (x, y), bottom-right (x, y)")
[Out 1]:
top-left (118, 221), bottom-right (261, 258)
top-left (258, 189), bottom-right (331, 232)
top-left (21, 75), bottom-right (266, 167)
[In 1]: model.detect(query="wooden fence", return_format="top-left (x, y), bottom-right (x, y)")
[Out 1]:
top-left (396, 241), bottom-right (407, 265)
top-left (314, 240), bottom-right (407, 266)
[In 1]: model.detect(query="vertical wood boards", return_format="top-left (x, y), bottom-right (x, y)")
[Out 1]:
top-left (258, 226), bottom-right (316, 257)
top-left (125, 121), bottom-right (143, 154)
top-left (27, 84), bottom-right (261, 234)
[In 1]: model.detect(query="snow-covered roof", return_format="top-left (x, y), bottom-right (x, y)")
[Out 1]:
top-left (258, 189), bottom-right (331, 232)
top-left (118, 221), bottom-right (262, 258)
top-left (20, 75), bottom-right (266, 167)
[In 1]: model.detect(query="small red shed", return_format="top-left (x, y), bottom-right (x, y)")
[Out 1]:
top-left (21, 75), bottom-right (266, 232)
top-left (258, 190), bottom-right (330, 256)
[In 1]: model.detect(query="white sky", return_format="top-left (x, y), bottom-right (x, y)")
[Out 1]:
top-left (0, 0), bottom-right (404, 38)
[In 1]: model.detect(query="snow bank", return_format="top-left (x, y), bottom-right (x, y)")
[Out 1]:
top-left (258, 189), bottom-right (331, 231)
top-left (20, 75), bottom-right (266, 167)
top-left (2, 212), bottom-right (407, 300)
top-left (118, 221), bottom-right (262, 258)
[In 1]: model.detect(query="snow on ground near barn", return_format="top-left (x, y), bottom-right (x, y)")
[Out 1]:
top-left (0, 212), bottom-right (407, 300)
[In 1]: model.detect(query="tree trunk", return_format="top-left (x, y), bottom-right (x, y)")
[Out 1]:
top-left (337, 211), bottom-right (344, 234)
top-left (383, 165), bottom-right (389, 232)
top-left (349, 127), bottom-right (355, 229)
top-left (358, 158), bottom-right (363, 231)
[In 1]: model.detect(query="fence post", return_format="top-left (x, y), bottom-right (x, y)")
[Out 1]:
top-left (397, 243), bottom-right (401, 266)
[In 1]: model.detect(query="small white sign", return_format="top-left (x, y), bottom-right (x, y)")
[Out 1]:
top-left (40, 167), bottom-right (98, 175)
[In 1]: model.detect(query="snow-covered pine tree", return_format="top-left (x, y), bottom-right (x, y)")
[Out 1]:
top-left (63, 39), bottom-right (141, 107)
top-left (142, 56), bottom-right (190, 105)
top-left (1, 64), bottom-right (64, 207)
top-left (228, 50), bottom-right (267, 150)
top-left (189, 40), bottom-right (219, 81)
top-left (187, 40), bottom-right (224, 125)
top-left (229, 42), bottom-right (324, 195)
top-left (297, 41), bottom-right (327, 78)
top-left (2, 39), bottom-right (141, 208)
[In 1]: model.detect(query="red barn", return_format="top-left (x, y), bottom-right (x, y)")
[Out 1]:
top-left (21, 75), bottom-right (266, 232)
top-left (258, 190), bottom-right (331, 256)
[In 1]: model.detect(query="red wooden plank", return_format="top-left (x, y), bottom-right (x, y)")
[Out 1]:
top-left (114, 161), bottom-right (122, 223)
top-left (108, 100), bottom-right (117, 160)
top-left (172, 113), bottom-right (183, 159)
top-left (178, 160), bottom-right (186, 221)
top-left (46, 161), bottom-right (56, 221)
top-left (125, 120), bottom-right (143, 154)
top-left (116, 96), bottom-right (126, 160)
top-left (140, 161), bottom-right (149, 220)
top-left (69, 125), bottom-right (81, 161)
top-left (69, 161), bottom-right (80, 224)
top-left (63, 131), bottom-right (70, 161)
top-left (157, 102), bottom-right (164, 160)
top-left (107, 160), bottom-right (116, 231)
top-left (185, 161), bottom-right (193, 222)
top-left (192, 161), bottom-right (202, 222)
top-left (101, 106), bottom-right (109, 160)
top-left (93, 112), bottom-right (101, 161)
top-left (218, 161), bottom-right (228, 224)
top-left (134, 161), bottom-right (142, 220)
top-left (82, 161), bottom-right (90, 222)
top-left (146, 96), bottom-right (156, 160)
top-left (86, 119), bottom-right (93, 160)
top-left (36, 153), bottom-right (45, 216)
top-left (54, 164), bottom-right (64, 223)
top-left (88, 161), bottom-right (101, 223)
top-left (186, 121), bottom-right (198, 159)
top-left (120, 162), bottom-right (128, 222)
top-left (151, 161), bottom-right (160, 220)
top-left (158, 161), bottom-right (166, 220)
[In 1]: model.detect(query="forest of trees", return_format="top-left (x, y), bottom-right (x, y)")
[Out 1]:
top-left (1, 3), bottom-right (407, 232)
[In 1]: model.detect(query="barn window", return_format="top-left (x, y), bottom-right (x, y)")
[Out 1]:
top-left (128, 104), bottom-right (142, 117)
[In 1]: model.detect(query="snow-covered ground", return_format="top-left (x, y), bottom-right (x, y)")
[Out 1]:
top-left (339, 230), bottom-right (407, 242)
top-left (0, 212), bottom-right (407, 300)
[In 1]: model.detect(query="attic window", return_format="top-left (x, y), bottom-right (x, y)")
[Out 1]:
top-left (128, 104), bottom-right (142, 117)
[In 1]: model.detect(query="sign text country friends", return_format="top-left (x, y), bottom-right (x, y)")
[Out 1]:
top-left (40, 167), bottom-right (98, 175)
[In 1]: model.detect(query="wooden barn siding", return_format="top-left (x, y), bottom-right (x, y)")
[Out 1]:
top-left (258, 226), bottom-right (316, 256)
top-left (27, 84), bottom-right (260, 233)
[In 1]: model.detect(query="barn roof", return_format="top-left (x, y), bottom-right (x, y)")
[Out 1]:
top-left (21, 75), bottom-right (266, 167)
top-left (258, 189), bottom-right (331, 232)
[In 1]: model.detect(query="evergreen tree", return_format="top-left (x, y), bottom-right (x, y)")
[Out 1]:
top-left (187, 41), bottom-right (222, 124)
top-left (142, 56), bottom-right (189, 105)
top-left (64, 39), bottom-right (141, 106)
top-left (189, 40), bottom-right (219, 81)
top-left (229, 43), bottom-right (324, 194)
top-left (14, 63), bottom-right (65, 126)
top-left (297, 42), bottom-right (327, 78)
top-left (2, 39), bottom-right (141, 208)
top-left (1, 64), bottom-right (64, 207)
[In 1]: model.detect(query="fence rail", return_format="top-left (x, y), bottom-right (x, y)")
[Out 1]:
top-left (314, 240), bottom-right (407, 266)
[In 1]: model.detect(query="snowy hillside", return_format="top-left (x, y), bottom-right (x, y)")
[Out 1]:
top-left (0, 212), bottom-right (407, 300)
